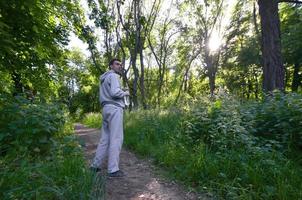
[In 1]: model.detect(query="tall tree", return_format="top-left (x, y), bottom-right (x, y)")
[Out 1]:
top-left (148, 2), bottom-right (176, 107)
top-left (280, 3), bottom-right (302, 91)
top-left (258, 0), bottom-right (285, 92)
top-left (178, 0), bottom-right (225, 97)
top-left (220, 1), bottom-right (262, 99)
top-left (84, 0), bottom-right (111, 74)
top-left (0, 0), bottom-right (83, 96)
top-left (116, 0), bottom-right (159, 108)
top-left (257, 0), bottom-right (302, 92)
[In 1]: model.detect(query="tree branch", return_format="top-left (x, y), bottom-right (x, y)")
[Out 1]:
top-left (279, 0), bottom-right (302, 4)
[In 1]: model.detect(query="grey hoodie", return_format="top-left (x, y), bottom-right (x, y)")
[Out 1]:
top-left (99, 70), bottom-right (127, 108)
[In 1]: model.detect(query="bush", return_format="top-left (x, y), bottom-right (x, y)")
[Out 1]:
top-left (182, 96), bottom-right (256, 152)
top-left (0, 95), bottom-right (68, 155)
top-left (241, 92), bottom-right (302, 152)
top-left (0, 136), bottom-right (104, 200)
top-left (0, 94), bottom-right (104, 200)
top-left (123, 94), bottom-right (302, 199)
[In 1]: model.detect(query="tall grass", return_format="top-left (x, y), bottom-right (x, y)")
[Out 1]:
top-left (0, 95), bottom-right (105, 200)
top-left (82, 112), bottom-right (102, 129)
top-left (123, 95), bottom-right (302, 199)
top-left (80, 94), bottom-right (302, 199)
top-left (0, 137), bottom-right (105, 199)
top-left (0, 141), bottom-right (104, 200)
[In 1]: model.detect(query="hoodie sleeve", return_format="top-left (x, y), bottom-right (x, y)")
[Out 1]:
top-left (109, 73), bottom-right (126, 98)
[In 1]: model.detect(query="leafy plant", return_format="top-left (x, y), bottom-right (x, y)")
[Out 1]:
top-left (121, 94), bottom-right (302, 199)
top-left (0, 94), bottom-right (104, 199)
top-left (0, 137), bottom-right (105, 200)
top-left (0, 95), bottom-right (68, 155)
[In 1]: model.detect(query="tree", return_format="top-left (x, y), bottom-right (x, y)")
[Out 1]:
top-left (258, 0), bottom-right (284, 92)
top-left (0, 0), bottom-right (84, 97)
top-left (178, 0), bottom-right (225, 97)
top-left (220, 1), bottom-right (262, 99)
top-left (148, 2), bottom-right (177, 107)
top-left (83, 0), bottom-right (110, 74)
top-left (116, 0), bottom-right (160, 108)
top-left (257, 0), bottom-right (302, 92)
top-left (280, 4), bottom-right (302, 91)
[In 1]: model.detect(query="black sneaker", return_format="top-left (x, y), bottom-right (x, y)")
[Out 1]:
top-left (90, 167), bottom-right (101, 173)
top-left (108, 170), bottom-right (125, 178)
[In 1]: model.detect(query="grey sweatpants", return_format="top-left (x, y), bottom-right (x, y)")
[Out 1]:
top-left (91, 104), bottom-right (124, 173)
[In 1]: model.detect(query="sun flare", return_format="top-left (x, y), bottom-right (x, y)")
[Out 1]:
top-left (208, 33), bottom-right (222, 52)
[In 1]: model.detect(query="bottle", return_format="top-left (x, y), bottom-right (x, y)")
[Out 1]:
top-left (124, 87), bottom-right (130, 107)
top-left (124, 95), bottom-right (130, 107)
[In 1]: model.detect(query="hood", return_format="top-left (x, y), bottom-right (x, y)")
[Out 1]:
top-left (100, 70), bottom-right (115, 83)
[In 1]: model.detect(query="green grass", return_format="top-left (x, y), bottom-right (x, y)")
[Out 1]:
top-left (80, 94), bottom-right (302, 199)
top-left (122, 105), bottom-right (302, 199)
top-left (0, 96), bottom-right (105, 200)
top-left (0, 136), bottom-right (105, 200)
top-left (81, 112), bottom-right (102, 129)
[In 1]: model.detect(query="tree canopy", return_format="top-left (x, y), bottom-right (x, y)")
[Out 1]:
top-left (1, 0), bottom-right (301, 109)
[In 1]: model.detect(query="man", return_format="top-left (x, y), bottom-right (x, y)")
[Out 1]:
top-left (90, 58), bottom-right (129, 177)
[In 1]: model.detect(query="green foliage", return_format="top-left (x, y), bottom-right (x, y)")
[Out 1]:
top-left (124, 109), bottom-right (183, 156)
top-left (242, 92), bottom-right (302, 152)
top-left (281, 4), bottom-right (302, 65)
top-left (57, 48), bottom-right (102, 114)
top-left (0, 95), bottom-right (68, 155)
top-left (81, 113), bottom-right (102, 129)
top-left (0, 71), bottom-right (14, 94)
top-left (0, 0), bottom-right (85, 96)
top-left (182, 97), bottom-right (256, 152)
top-left (221, 1), bottom-right (262, 99)
top-left (0, 137), bottom-right (104, 200)
top-left (121, 94), bottom-right (302, 199)
top-left (0, 95), bottom-right (104, 199)
top-left (280, 5), bottom-right (302, 92)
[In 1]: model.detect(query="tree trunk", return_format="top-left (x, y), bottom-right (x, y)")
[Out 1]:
top-left (205, 48), bottom-right (216, 97)
top-left (137, 0), bottom-right (146, 109)
top-left (129, 0), bottom-right (139, 109)
top-left (209, 72), bottom-right (216, 98)
top-left (292, 63), bottom-right (301, 92)
top-left (157, 65), bottom-right (163, 108)
top-left (139, 45), bottom-right (146, 109)
top-left (131, 52), bottom-right (139, 108)
top-left (258, 0), bottom-right (285, 92)
top-left (12, 71), bottom-right (23, 95)
top-left (87, 37), bottom-right (100, 72)
top-left (104, 28), bottom-right (112, 61)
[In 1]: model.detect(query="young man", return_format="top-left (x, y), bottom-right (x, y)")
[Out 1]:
top-left (90, 58), bottom-right (129, 177)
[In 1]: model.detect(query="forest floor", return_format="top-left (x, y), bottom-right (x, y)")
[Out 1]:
top-left (75, 123), bottom-right (211, 200)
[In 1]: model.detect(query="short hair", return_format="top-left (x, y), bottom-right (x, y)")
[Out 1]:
top-left (109, 58), bottom-right (121, 67)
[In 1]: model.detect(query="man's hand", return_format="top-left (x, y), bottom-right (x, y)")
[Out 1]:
top-left (123, 87), bottom-right (130, 95)
top-left (124, 90), bottom-right (130, 96)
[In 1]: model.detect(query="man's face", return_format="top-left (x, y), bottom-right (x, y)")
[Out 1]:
top-left (110, 61), bottom-right (123, 74)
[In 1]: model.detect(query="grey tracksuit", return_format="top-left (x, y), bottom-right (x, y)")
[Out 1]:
top-left (92, 70), bottom-right (127, 173)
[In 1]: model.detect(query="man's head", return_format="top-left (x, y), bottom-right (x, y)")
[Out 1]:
top-left (109, 58), bottom-right (123, 74)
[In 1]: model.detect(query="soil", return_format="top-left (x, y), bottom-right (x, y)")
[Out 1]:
top-left (75, 123), bottom-right (212, 200)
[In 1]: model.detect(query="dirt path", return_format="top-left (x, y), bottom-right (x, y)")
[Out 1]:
top-left (75, 123), bottom-right (210, 200)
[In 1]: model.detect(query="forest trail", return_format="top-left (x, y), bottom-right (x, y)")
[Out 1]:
top-left (75, 123), bottom-right (210, 200)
